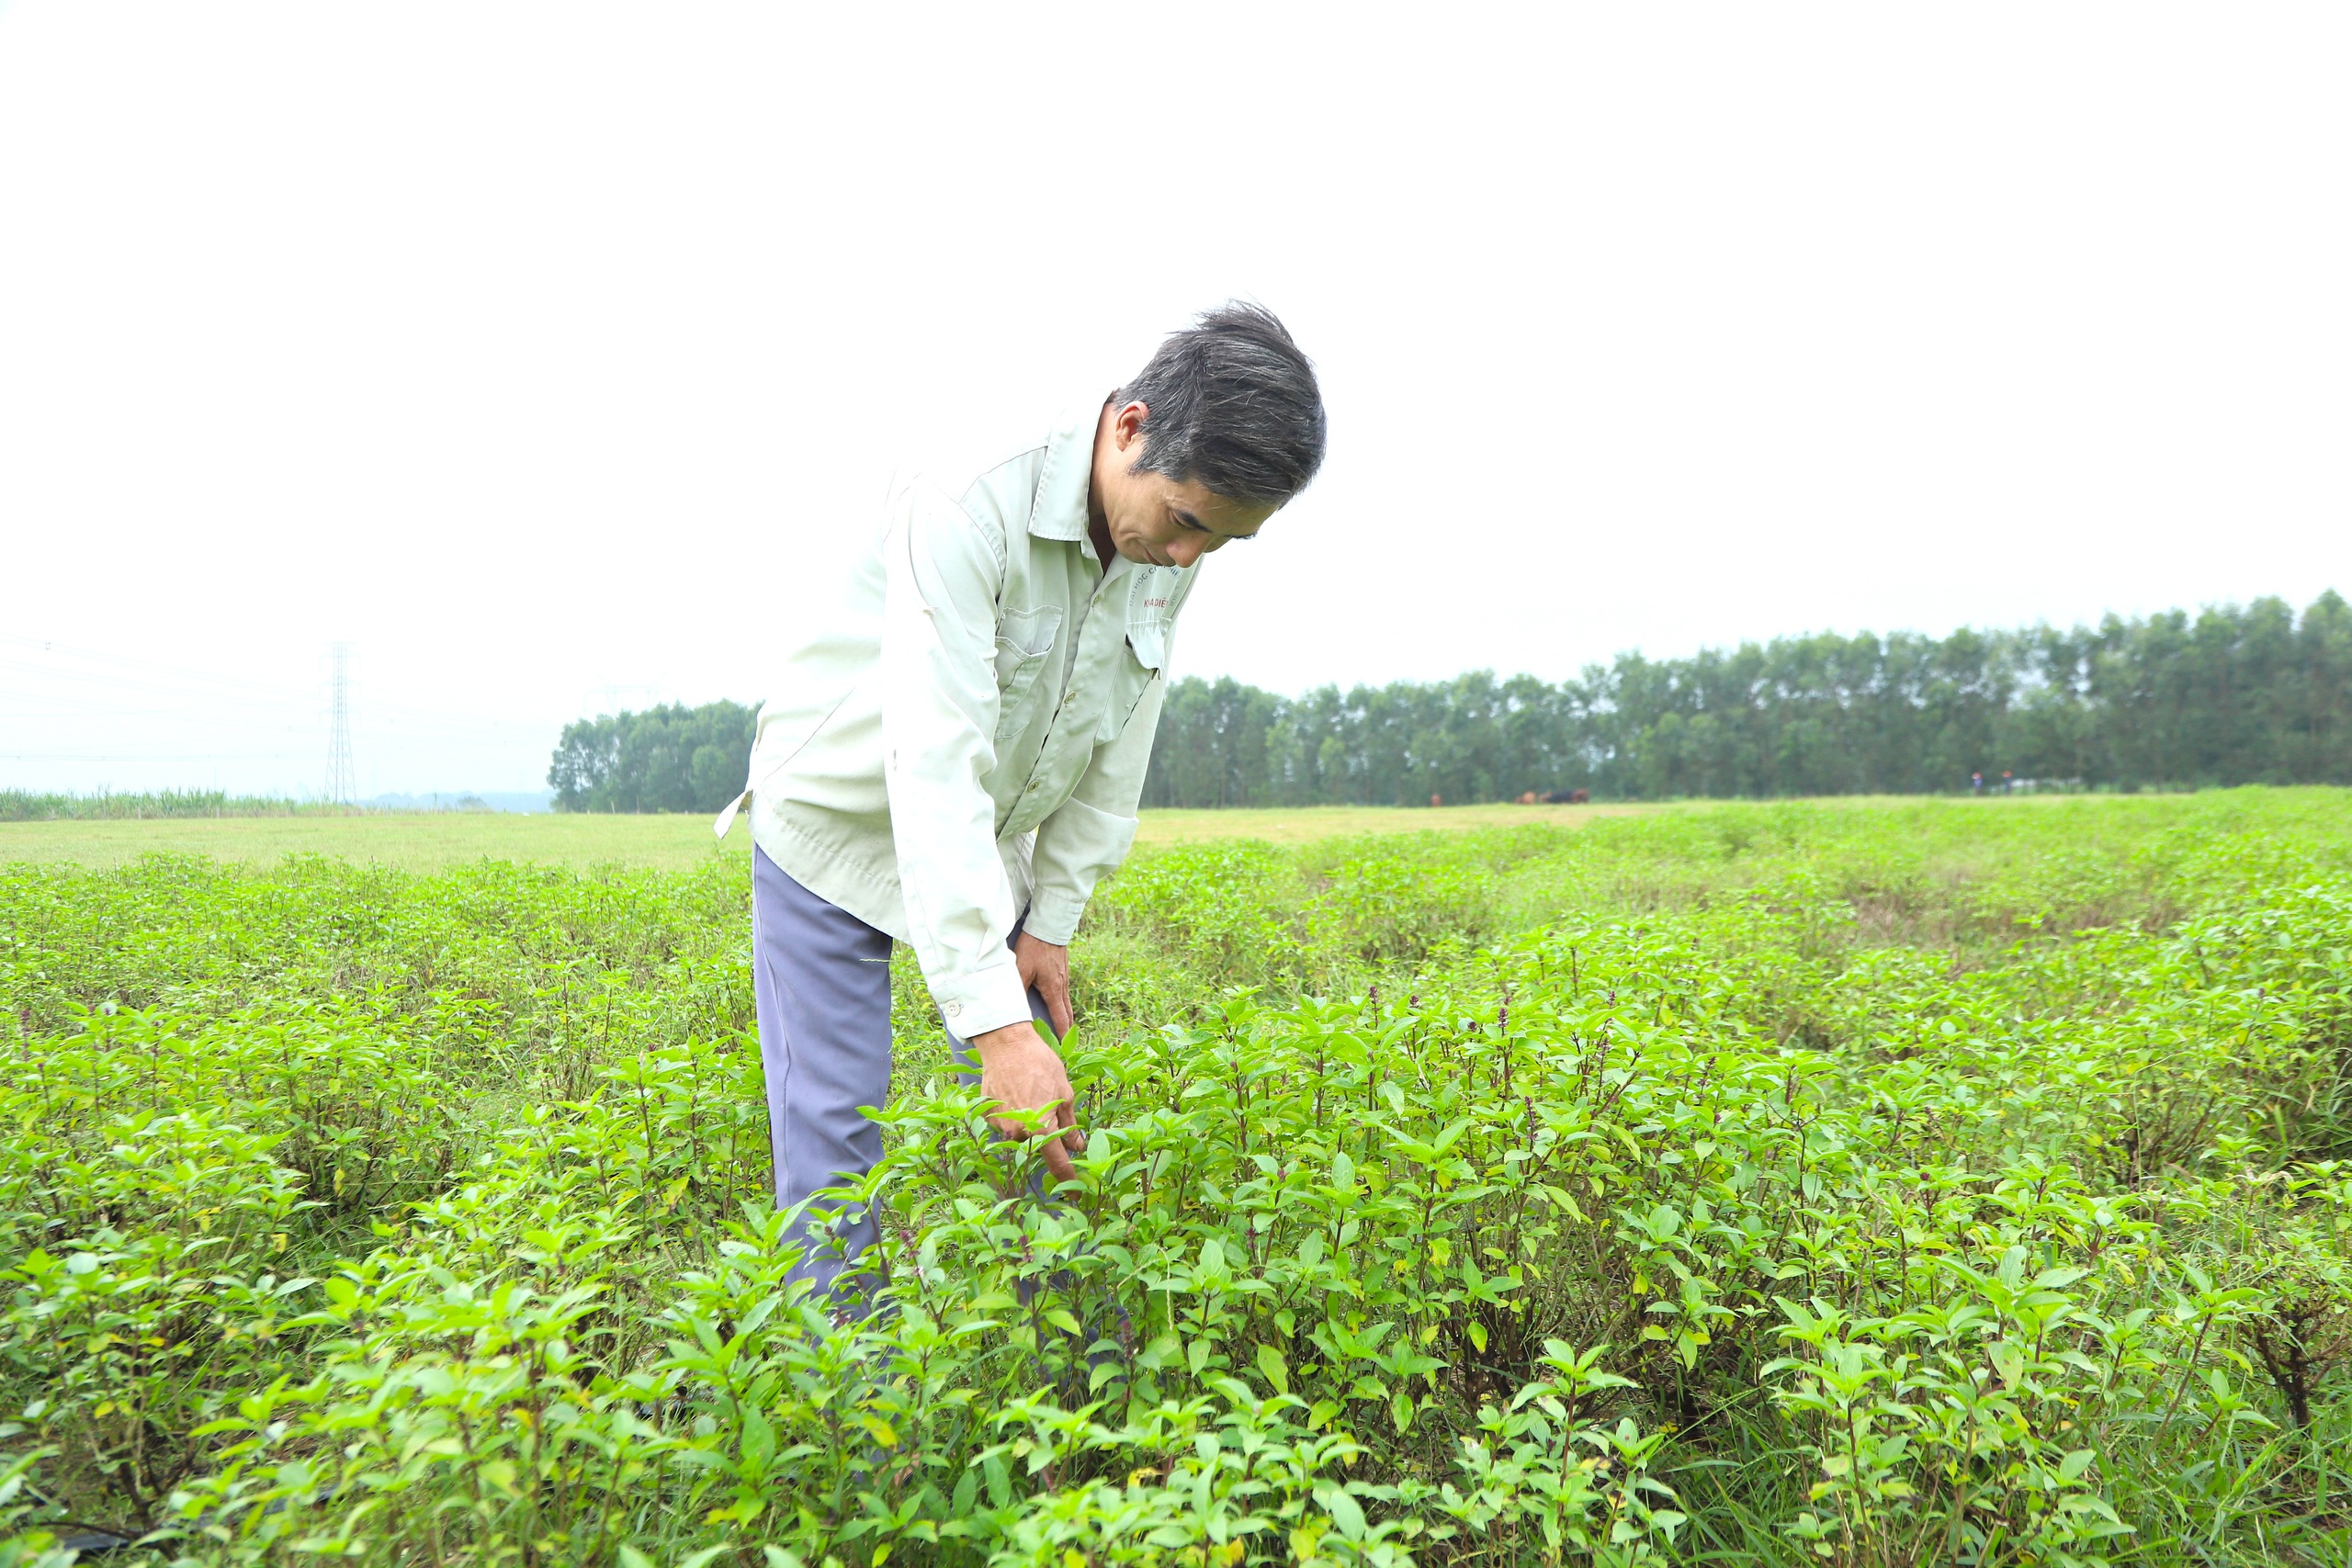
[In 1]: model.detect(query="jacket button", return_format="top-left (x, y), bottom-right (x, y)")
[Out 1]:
top-left (945, 1001), bottom-right (963, 1018)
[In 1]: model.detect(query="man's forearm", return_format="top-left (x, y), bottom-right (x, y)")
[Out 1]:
top-left (876, 482), bottom-right (1041, 1039)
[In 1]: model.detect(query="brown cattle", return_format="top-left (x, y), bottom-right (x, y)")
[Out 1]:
top-left (1516, 791), bottom-right (1538, 805)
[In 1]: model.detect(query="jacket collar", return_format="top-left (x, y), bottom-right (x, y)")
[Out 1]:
top-left (1026, 398), bottom-right (1107, 542)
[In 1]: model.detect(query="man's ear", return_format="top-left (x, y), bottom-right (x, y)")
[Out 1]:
top-left (1112, 400), bottom-right (1149, 452)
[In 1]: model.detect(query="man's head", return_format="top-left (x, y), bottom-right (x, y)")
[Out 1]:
top-left (1090, 302), bottom-right (1326, 569)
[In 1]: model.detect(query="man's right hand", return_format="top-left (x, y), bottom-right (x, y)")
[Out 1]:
top-left (968, 1021), bottom-right (1085, 1185)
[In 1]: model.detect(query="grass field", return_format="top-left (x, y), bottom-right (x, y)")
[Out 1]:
top-left (0, 795), bottom-right (2133, 870)
top-left (0, 808), bottom-right (744, 872)
top-left (0, 802), bottom-right (1653, 870)
top-left (8, 788), bottom-right (2352, 1564)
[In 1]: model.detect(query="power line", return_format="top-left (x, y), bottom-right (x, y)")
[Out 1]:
top-left (0, 642), bottom-right (549, 734)
top-left (0, 657), bottom-right (328, 719)
top-left (0, 751), bottom-right (322, 762)
top-left (3, 631), bottom-right (593, 788)
top-left (0, 633), bottom-right (321, 702)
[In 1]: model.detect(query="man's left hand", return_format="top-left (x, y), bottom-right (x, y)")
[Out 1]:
top-left (1013, 931), bottom-right (1074, 1039)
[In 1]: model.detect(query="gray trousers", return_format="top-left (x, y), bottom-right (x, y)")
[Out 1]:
top-left (751, 844), bottom-right (1046, 1303)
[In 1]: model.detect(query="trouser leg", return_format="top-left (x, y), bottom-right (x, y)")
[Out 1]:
top-left (751, 845), bottom-right (895, 1305)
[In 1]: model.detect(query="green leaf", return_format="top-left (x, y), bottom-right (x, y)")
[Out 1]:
top-left (741, 1406), bottom-right (776, 1472)
top-left (1257, 1343), bottom-right (1291, 1395)
top-left (1322, 1484), bottom-right (1368, 1540)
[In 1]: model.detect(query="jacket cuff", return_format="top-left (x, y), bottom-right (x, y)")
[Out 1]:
top-left (1021, 887), bottom-right (1088, 947)
top-left (933, 949), bottom-right (1036, 1041)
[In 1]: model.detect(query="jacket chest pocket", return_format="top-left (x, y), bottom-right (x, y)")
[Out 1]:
top-left (1097, 614), bottom-right (1168, 744)
top-left (991, 605), bottom-right (1062, 742)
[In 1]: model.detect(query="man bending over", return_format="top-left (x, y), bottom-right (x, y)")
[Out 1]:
top-left (718, 302), bottom-right (1327, 1302)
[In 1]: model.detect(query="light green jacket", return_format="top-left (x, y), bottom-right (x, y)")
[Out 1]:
top-left (717, 402), bottom-right (1195, 1037)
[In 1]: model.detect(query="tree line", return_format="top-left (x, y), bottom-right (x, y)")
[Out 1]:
top-left (544, 593), bottom-right (2348, 812)
top-left (1143, 592), bottom-right (2352, 807)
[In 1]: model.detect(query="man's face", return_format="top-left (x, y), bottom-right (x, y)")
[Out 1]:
top-left (1092, 400), bottom-right (1277, 569)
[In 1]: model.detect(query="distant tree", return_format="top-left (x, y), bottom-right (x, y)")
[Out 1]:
top-left (548, 700), bottom-right (758, 813)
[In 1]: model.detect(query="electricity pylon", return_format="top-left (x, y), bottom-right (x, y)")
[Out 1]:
top-left (326, 643), bottom-right (356, 807)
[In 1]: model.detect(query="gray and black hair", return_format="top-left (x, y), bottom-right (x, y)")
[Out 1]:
top-left (1118, 301), bottom-right (1327, 508)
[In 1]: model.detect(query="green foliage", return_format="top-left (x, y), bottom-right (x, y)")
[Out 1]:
top-left (548, 700), bottom-right (759, 814)
top-left (0, 792), bottom-right (327, 823)
top-left (1146, 592), bottom-right (2352, 805)
top-left (5, 792), bottom-right (2352, 1563)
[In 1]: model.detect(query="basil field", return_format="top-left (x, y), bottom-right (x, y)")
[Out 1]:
top-left (6, 792), bottom-right (2352, 1567)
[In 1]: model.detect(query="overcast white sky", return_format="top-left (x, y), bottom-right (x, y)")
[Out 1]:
top-left (3, 3), bottom-right (2346, 798)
